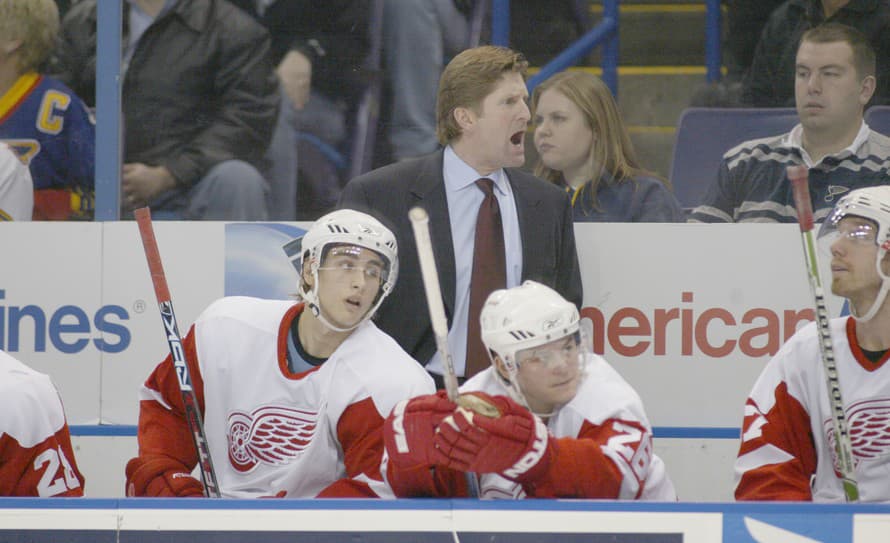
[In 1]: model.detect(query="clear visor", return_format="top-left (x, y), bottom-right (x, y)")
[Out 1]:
top-left (515, 331), bottom-right (582, 369)
top-left (319, 243), bottom-right (390, 284)
top-left (817, 213), bottom-right (878, 254)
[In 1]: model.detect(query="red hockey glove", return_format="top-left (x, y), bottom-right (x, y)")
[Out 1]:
top-left (126, 456), bottom-right (205, 497)
top-left (383, 390), bottom-right (459, 468)
top-left (433, 392), bottom-right (552, 482)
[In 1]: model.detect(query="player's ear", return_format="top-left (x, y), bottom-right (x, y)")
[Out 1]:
top-left (494, 355), bottom-right (510, 380)
top-left (300, 259), bottom-right (315, 290)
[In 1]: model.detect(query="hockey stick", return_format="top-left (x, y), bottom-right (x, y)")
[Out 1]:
top-left (134, 207), bottom-right (221, 498)
top-left (409, 206), bottom-right (461, 401)
top-left (787, 165), bottom-right (859, 502)
top-left (410, 206), bottom-right (492, 497)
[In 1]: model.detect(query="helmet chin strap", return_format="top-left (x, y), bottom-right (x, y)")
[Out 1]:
top-left (850, 280), bottom-right (890, 323)
top-left (307, 300), bottom-right (363, 333)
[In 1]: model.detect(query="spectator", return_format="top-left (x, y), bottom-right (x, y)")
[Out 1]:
top-left (56, 0), bottom-right (279, 220)
top-left (725, 0), bottom-right (786, 83)
top-left (230, 0), bottom-right (371, 220)
top-left (0, 349), bottom-right (85, 496)
top-left (0, 0), bottom-right (94, 220)
top-left (690, 24), bottom-right (890, 224)
top-left (0, 143), bottom-right (33, 221)
top-left (734, 186), bottom-right (890, 501)
top-left (742, 0), bottom-right (890, 107)
top-left (531, 71), bottom-right (684, 222)
top-left (382, 281), bottom-right (677, 499)
top-left (380, 0), bottom-right (588, 163)
top-left (339, 45), bottom-right (582, 387)
top-left (382, 0), bottom-right (470, 162)
top-left (125, 209), bottom-right (434, 498)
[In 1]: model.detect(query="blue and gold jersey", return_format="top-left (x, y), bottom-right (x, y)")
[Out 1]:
top-left (0, 72), bottom-right (95, 220)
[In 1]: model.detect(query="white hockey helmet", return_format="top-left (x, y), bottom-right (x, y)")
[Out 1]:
top-left (818, 186), bottom-right (890, 322)
top-left (293, 209), bottom-right (398, 331)
top-left (480, 280), bottom-right (581, 405)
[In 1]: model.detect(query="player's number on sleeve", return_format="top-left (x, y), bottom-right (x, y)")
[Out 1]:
top-left (34, 446), bottom-right (80, 496)
top-left (607, 421), bottom-right (653, 481)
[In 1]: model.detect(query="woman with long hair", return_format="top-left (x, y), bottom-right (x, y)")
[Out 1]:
top-left (531, 71), bottom-right (684, 221)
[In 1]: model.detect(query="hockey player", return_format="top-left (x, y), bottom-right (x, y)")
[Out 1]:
top-left (0, 0), bottom-right (95, 220)
top-left (125, 209), bottom-right (435, 498)
top-left (735, 186), bottom-right (890, 501)
top-left (0, 350), bottom-right (84, 496)
top-left (0, 142), bottom-right (33, 220)
top-left (382, 281), bottom-right (677, 499)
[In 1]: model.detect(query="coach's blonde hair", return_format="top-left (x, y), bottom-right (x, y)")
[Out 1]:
top-left (436, 45), bottom-right (528, 145)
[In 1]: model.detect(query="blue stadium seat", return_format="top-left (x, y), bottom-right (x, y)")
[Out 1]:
top-left (669, 107), bottom-right (799, 209)
top-left (865, 105), bottom-right (890, 137)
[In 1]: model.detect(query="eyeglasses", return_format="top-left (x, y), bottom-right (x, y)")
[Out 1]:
top-left (317, 261), bottom-right (385, 283)
top-left (516, 337), bottom-right (580, 368)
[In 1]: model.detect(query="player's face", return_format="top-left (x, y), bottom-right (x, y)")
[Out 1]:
top-left (533, 88), bottom-right (594, 183)
top-left (794, 40), bottom-right (873, 136)
top-left (829, 216), bottom-right (883, 309)
top-left (514, 334), bottom-right (582, 414)
top-left (316, 246), bottom-right (386, 329)
top-left (456, 72), bottom-right (530, 172)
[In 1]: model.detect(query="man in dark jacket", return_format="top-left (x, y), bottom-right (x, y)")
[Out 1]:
top-left (742, 0), bottom-right (890, 107)
top-left (56, 0), bottom-right (279, 220)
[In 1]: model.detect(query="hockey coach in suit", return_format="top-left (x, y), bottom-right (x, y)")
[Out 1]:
top-left (339, 45), bottom-right (582, 387)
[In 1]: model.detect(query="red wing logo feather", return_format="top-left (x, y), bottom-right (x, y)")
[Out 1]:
top-left (227, 406), bottom-right (319, 472)
top-left (824, 398), bottom-right (890, 472)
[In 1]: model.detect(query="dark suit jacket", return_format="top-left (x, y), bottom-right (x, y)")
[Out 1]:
top-left (338, 150), bottom-right (583, 368)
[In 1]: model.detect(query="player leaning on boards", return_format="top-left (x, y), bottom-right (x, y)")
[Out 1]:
top-left (0, 349), bottom-right (84, 496)
top-left (381, 281), bottom-right (677, 499)
top-left (735, 186), bottom-right (890, 501)
top-left (126, 209), bottom-right (434, 498)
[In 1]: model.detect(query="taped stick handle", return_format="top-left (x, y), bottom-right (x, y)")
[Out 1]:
top-left (135, 208), bottom-right (172, 301)
top-left (788, 165), bottom-right (814, 232)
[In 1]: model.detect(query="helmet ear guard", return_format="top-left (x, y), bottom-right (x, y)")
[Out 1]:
top-left (283, 209), bottom-right (399, 331)
top-left (819, 186), bottom-right (890, 322)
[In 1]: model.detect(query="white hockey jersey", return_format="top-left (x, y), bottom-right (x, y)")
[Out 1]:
top-left (385, 353), bottom-right (677, 500)
top-left (734, 317), bottom-right (890, 502)
top-left (132, 297), bottom-right (434, 498)
top-left (0, 350), bottom-right (83, 496)
top-left (0, 143), bottom-right (32, 221)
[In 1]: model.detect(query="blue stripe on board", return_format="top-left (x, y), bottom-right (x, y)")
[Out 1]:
top-left (70, 425), bottom-right (137, 436)
top-left (69, 426), bottom-right (740, 439)
top-left (654, 427), bottom-right (739, 439)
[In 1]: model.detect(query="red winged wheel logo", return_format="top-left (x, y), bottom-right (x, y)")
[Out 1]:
top-left (227, 406), bottom-right (319, 472)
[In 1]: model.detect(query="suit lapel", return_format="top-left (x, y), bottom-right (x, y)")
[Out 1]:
top-left (507, 169), bottom-right (544, 279)
top-left (408, 151), bottom-right (457, 316)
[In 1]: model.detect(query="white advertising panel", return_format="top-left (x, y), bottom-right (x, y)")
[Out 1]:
top-left (575, 223), bottom-right (839, 428)
top-left (2, 222), bottom-right (841, 430)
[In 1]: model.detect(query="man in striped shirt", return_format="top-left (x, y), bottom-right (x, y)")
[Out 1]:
top-left (690, 23), bottom-right (890, 224)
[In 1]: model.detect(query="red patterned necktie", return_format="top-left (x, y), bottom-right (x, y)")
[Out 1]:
top-left (465, 178), bottom-right (506, 378)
